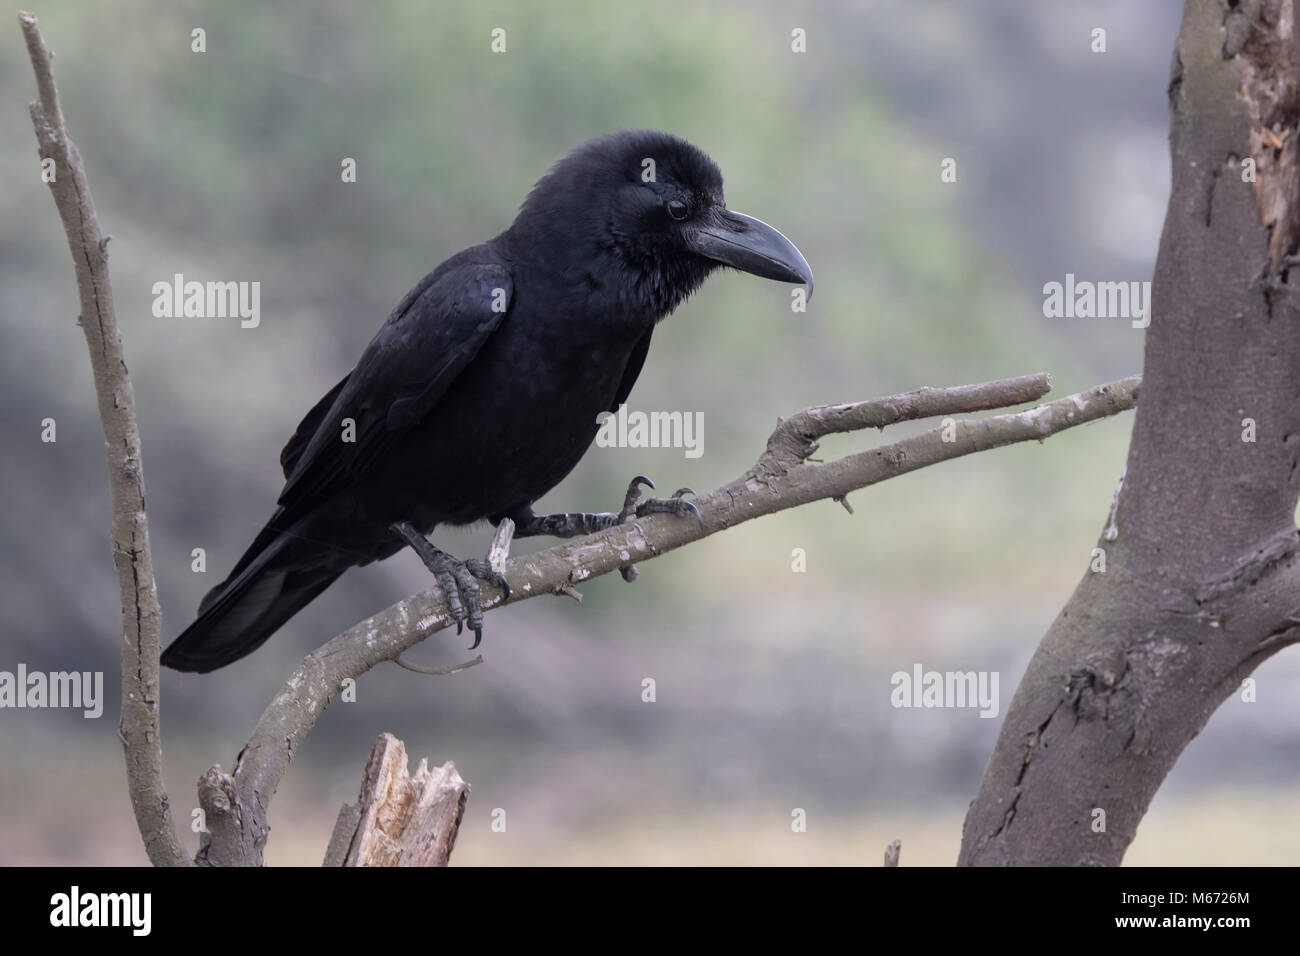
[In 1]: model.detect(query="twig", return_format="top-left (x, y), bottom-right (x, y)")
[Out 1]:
top-left (487, 517), bottom-right (515, 573)
top-left (19, 11), bottom-right (188, 867)
top-left (393, 653), bottom-right (483, 675)
top-left (756, 373), bottom-right (1052, 475)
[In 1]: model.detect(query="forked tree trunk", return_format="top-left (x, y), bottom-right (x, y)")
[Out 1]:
top-left (961, 0), bottom-right (1300, 865)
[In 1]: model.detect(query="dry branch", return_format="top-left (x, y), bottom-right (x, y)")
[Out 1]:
top-left (211, 373), bottom-right (1139, 864)
top-left (19, 11), bottom-right (188, 867)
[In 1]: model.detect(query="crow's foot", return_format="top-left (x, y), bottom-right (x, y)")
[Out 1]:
top-left (390, 521), bottom-right (510, 649)
top-left (615, 475), bottom-right (704, 528)
top-left (507, 476), bottom-right (703, 540)
top-left (612, 476), bottom-right (701, 582)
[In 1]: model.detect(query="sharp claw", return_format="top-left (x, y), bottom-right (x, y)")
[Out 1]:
top-left (673, 487), bottom-right (695, 498)
top-left (620, 475), bottom-right (658, 521)
top-left (685, 500), bottom-right (704, 530)
top-left (407, 537), bottom-right (502, 643)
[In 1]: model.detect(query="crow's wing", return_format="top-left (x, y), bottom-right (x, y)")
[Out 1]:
top-left (277, 258), bottom-right (513, 514)
top-left (280, 373), bottom-right (350, 479)
top-left (611, 326), bottom-right (653, 411)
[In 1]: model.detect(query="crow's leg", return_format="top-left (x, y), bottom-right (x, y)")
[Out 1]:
top-left (390, 521), bottom-right (510, 649)
top-left (505, 475), bottom-right (703, 539)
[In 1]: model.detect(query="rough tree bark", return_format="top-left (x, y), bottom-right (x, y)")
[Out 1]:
top-left (961, 0), bottom-right (1300, 866)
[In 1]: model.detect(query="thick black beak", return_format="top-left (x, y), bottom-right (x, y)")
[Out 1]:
top-left (686, 209), bottom-right (814, 299)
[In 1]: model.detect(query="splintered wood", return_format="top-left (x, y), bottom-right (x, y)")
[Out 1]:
top-left (325, 733), bottom-right (468, 867)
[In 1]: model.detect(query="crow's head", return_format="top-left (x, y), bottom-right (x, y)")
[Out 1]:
top-left (507, 130), bottom-right (813, 317)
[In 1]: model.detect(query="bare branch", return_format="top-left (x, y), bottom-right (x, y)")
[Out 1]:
top-left (206, 373), bottom-right (1138, 864)
top-left (758, 372), bottom-right (1052, 471)
top-left (19, 11), bottom-right (188, 867)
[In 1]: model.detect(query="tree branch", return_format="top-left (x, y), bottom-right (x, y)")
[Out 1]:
top-left (19, 11), bottom-right (189, 867)
top-left (206, 372), bottom-right (1139, 864)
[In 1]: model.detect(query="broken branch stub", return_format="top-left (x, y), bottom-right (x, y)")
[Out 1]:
top-left (325, 733), bottom-right (469, 867)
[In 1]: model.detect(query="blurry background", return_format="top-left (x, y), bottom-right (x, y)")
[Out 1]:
top-left (4, 0), bottom-right (1298, 866)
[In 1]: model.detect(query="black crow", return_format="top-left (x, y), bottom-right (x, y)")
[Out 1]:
top-left (161, 130), bottom-right (812, 672)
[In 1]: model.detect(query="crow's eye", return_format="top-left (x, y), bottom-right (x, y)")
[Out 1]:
top-left (666, 199), bottom-right (689, 221)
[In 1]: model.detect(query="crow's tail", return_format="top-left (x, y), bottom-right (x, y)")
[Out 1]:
top-left (161, 516), bottom-right (348, 673)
